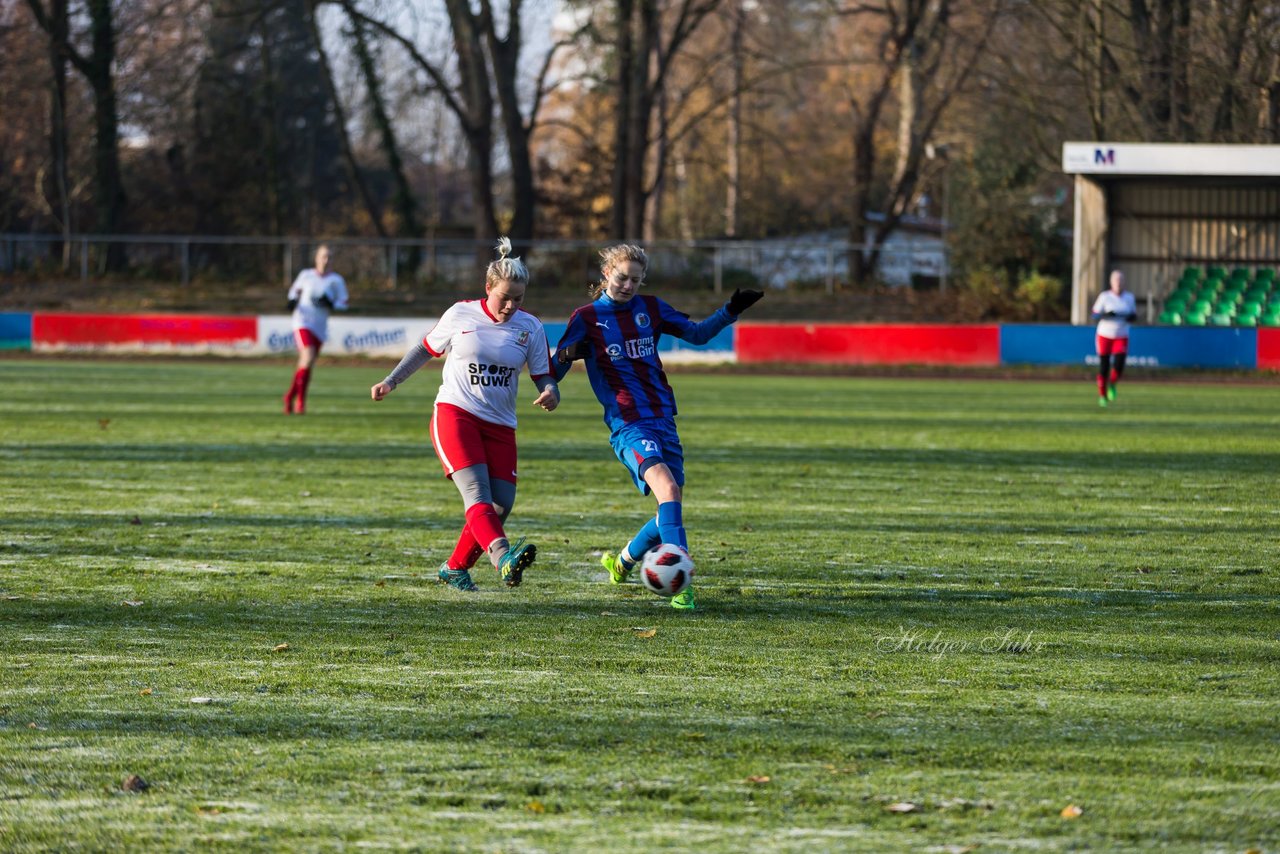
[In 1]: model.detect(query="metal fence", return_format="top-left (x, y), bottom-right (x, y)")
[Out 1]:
top-left (0, 233), bottom-right (949, 295)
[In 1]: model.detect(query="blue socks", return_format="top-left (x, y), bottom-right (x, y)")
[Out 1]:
top-left (619, 502), bottom-right (687, 568)
top-left (657, 501), bottom-right (687, 550)
top-left (621, 517), bottom-right (661, 568)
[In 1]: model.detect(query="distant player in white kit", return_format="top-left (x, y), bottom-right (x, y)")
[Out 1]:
top-left (370, 238), bottom-right (558, 592)
top-left (1091, 269), bottom-right (1137, 407)
top-left (283, 244), bottom-right (348, 414)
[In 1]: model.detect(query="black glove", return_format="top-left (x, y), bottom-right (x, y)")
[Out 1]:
top-left (287, 298), bottom-right (298, 311)
top-left (1102, 310), bottom-right (1118, 318)
top-left (727, 288), bottom-right (764, 316)
top-left (1125, 312), bottom-right (1137, 322)
top-left (556, 341), bottom-right (591, 364)
top-left (315, 294), bottom-right (334, 310)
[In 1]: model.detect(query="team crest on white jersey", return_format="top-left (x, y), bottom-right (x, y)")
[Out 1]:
top-left (517, 330), bottom-right (530, 344)
top-left (635, 312), bottom-right (650, 329)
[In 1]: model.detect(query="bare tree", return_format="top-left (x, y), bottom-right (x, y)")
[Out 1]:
top-left (304, 0), bottom-right (387, 237)
top-left (347, 12), bottom-right (423, 260)
top-left (1035, 0), bottom-right (1280, 143)
top-left (602, 0), bottom-right (723, 239)
top-left (25, 0), bottom-right (126, 266)
top-left (345, 0), bottom-right (569, 245)
top-left (836, 0), bottom-right (1002, 283)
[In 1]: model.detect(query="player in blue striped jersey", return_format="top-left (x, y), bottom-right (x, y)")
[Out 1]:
top-left (552, 244), bottom-right (763, 610)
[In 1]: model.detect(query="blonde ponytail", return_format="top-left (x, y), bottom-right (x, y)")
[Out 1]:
top-left (486, 236), bottom-right (528, 287)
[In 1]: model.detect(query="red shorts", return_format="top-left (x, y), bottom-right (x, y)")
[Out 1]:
top-left (1096, 335), bottom-right (1128, 356)
top-left (431, 402), bottom-right (518, 483)
top-left (295, 328), bottom-right (323, 351)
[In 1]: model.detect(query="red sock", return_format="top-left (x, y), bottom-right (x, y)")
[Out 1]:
top-left (295, 368), bottom-right (312, 413)
top-left (1097, 374), bottom-right (1108, 396)
top-left (447, 524), bottom-right (486, 570)
top-left (283, 372), bottom-right (302, 412)
top-left (1108, 369), bottom-right (1118, 384)
top-left (463, 503), bottom-right (506, 559)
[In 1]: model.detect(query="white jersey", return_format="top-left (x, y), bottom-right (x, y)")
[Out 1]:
top-left (424, 300), bottom-right (552, 429)
top-left (288, 268), bottom-right (349, 341)
top-left (1093, 289), bottom-right (1137, 339)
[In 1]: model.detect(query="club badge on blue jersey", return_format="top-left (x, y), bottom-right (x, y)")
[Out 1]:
top-left (635, 312), bottom-right (650, 328)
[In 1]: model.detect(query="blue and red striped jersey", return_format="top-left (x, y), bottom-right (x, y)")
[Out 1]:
top-left (553, 293), bottom-right (737, 431)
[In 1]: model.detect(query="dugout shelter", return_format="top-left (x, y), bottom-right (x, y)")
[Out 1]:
top-left (1062, 143), bottom-right (1280, 324)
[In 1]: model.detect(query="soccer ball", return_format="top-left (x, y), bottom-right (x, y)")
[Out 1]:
top-left (639, 543), bottom-right (694, 597)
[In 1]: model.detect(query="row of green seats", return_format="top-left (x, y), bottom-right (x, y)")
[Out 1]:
top-left (1172, 275), bottom-right (1275, 298)
top-left (1181, 265), bottom-right (1277, 285)
top-left (1162, 266), bottom-right (1280, 325)
top-left (1159, 304), bottom-right (1280, 326)
top-left (1165, 291), bottom-right (1279, 315)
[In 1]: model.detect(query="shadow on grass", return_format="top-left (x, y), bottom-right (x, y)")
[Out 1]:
top-left (3, 594), bottom-right (1275, 787)
top-left (3, 583), bottom-right (1272, 639)
top-left (8, 441), bottom-right (1278, 474)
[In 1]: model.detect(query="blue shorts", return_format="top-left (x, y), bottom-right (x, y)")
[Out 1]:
top-left (609, 418), bottom-right (685, 495)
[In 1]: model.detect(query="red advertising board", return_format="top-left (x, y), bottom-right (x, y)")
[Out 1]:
top-left (33, 313), bottom-right (256, 347)
top-left (736, 323), bottom-right (1001, 366)
top-left (1258, 328), bottom-right (1280, 370)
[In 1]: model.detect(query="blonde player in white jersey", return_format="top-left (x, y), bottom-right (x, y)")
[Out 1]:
top-left (370, 238), bottom-right (558, 592)
top-left (283, 244), bottom-right (349, 414)
top-left (1091, 269), bottom-right (1138, 407)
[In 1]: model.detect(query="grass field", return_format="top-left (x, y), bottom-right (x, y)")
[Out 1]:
top-left (1, 357), bottom-right (1277, 852)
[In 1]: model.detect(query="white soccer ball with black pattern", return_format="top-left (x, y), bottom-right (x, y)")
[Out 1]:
top-left (639, 543), bottom-right (694, 598)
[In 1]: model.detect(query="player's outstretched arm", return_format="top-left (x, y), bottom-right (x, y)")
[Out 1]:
top-left (373, 341), bottom-right (433, 400)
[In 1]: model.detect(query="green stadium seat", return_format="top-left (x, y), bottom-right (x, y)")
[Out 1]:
top-left (1158, 310), bottom-right (1182, 325)
top-left (1185, 312), bottom-right (1208, 326)
top-left (1209, 313), bottom-right (1235, 326)
top-left (1208, 265), bottom-right (1227, 279)
top-left (1262, 315), bottom-right (1280, 327)
top-left (1230, 267), bottom-right (1250, 281)
top-left (1181, 265), bottom-right (1200, 279)
top-left (1236, 315), bottom-right (1258, 327)
top-left (1256, 268), bottom-right (1276, 283)
top-left (1193, 298), bottom-right (1214, 314)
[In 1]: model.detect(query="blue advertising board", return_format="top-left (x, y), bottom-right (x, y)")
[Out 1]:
top-left (1000, 324), bottom-right (1257, 369)
top-left (0, 312), bottom-right (32, 350)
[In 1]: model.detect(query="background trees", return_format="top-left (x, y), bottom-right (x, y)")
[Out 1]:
top-left (1, 0), bottom-right (1277, 284)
